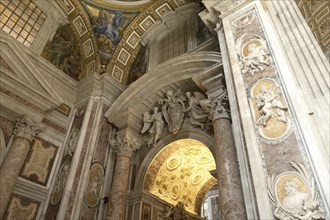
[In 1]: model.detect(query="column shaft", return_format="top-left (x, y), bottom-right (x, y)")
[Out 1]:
top-left (213, 118), bottom-right (246, 219)
top-left (107, 155), bottom-right (131, 220)
top-left (0, 137), bottom-right (30, 218)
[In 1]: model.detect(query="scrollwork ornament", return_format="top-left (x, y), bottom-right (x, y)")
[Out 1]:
top-left (110, 136), bottom-right (141, 158)
top-left (13, 115), bottom-right (45, 141)
top-left (267, 162), bottom-right (326, 220)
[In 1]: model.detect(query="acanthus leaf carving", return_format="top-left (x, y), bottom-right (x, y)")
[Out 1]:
top-left (13, 115), bottom-right (45, 141)
top-left (110, 136), bottom-right (141, 157)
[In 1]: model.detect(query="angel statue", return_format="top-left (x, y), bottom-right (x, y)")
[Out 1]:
top-left (141, 107), bottom-right (164, 147)
top-left (183, 92), bottom-right (208, 129)
top-left (255, 85), bottom-right (288, 127)
top-left (158, 90), bottom-right (186, 134)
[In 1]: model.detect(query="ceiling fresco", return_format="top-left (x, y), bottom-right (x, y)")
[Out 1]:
top-left (143, 139), bottom-right (217, 215)
top-left (53, 0), bottom-right (198, 83)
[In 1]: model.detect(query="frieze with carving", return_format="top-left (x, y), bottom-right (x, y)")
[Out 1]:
top-left (267, 162), bottom-right (326, 220)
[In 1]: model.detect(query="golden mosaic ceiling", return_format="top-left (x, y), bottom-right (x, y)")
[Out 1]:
top-left (143, 139), bottom-right (217, 215)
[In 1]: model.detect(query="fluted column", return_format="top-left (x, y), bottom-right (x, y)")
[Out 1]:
top-left (106, 136), bottom-right (141, 220)
top-left (0, 115), bottom-right (44, 218)
top-left (207, 89), bottom-right (247, 220)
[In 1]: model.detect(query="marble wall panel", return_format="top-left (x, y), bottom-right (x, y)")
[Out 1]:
top-left (3, 194), bottom-right (40, 220)
top-left (19, 138), bottom-right (58, 185)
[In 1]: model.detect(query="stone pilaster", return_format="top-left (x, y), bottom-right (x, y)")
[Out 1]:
top-left (0, 115), bottom-right (44, 218)
top-left (106, 136), bottom-right (141, 220)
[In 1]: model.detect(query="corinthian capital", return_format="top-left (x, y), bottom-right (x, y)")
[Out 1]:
top-left (201, 90), bottom-right (231, 121)
top-left (13, 115), bottom-right (45, 141)
top-left (110, 136), bottom-right (142, 158)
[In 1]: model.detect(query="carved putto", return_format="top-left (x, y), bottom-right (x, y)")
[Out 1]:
top-left (235, 34), bottom-right (271, 76)
top-left (267, 162), bottom-right (326, 220)
top-left (255, 85), bottom-right (288, 127)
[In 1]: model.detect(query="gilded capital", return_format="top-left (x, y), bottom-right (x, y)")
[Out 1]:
top-left (110, 136), bottom-right (141, 158)
top-left (13, 115), bottom-right (45, 141)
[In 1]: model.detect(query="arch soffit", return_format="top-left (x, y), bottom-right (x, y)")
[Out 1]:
top-left (104, 51), bottom-right (221, 129)
top-left (134, 128), bottom-right (215, 192)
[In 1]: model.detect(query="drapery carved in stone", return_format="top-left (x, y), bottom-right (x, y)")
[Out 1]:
top-left (13, 115), bottom-right (44, 141)
top-left (141, 90), bottom-right (212, 147)
top-left (110, 136), bottom-right (141, 158)
top-left (267, 162), bottom-right (326, 220)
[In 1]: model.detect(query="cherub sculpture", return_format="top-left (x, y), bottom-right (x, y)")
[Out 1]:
top-left (255, 85), bottom-right (288, 127)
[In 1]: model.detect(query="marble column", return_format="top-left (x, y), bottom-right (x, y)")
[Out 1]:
top-left (106, 136), bottom-right (141, 220)
top-left (208, 90), bottom-right (247, 220)
top-left (0, 115), bottom-right (44, 218)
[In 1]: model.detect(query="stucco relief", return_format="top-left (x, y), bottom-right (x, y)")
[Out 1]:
top-left (63, 128), bottom-right (79, 157)
top-left (250, 79), bottom-right (290, 140)
top-left (235, 34), bottom-right (271, 76)
top-left (84, 162), bottom-right (104, 208)
top-left (141, 90), bottom-right (212, 147)
top-left (267, 162), bottom-right (326, 220)
top-left (51, 160), bottom-right (71, 205)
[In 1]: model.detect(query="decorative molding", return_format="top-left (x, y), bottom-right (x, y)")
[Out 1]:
top-left (73, 16), bottom-right (88, 37)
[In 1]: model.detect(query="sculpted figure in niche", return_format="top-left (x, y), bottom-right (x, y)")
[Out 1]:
top-left (184, 92), bottom-right (208, 129)
top-left (141, 107), bottom-right (164, 147)
top-left (159, 90), bottom-right (185, 134)
top-left (255, 85), bottom-right (288, 127)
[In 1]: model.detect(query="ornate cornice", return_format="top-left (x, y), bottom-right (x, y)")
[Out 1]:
top-left (110, 136), bottom-right (142, 158)
top-left (13, 115), bottom-right (45, 141)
